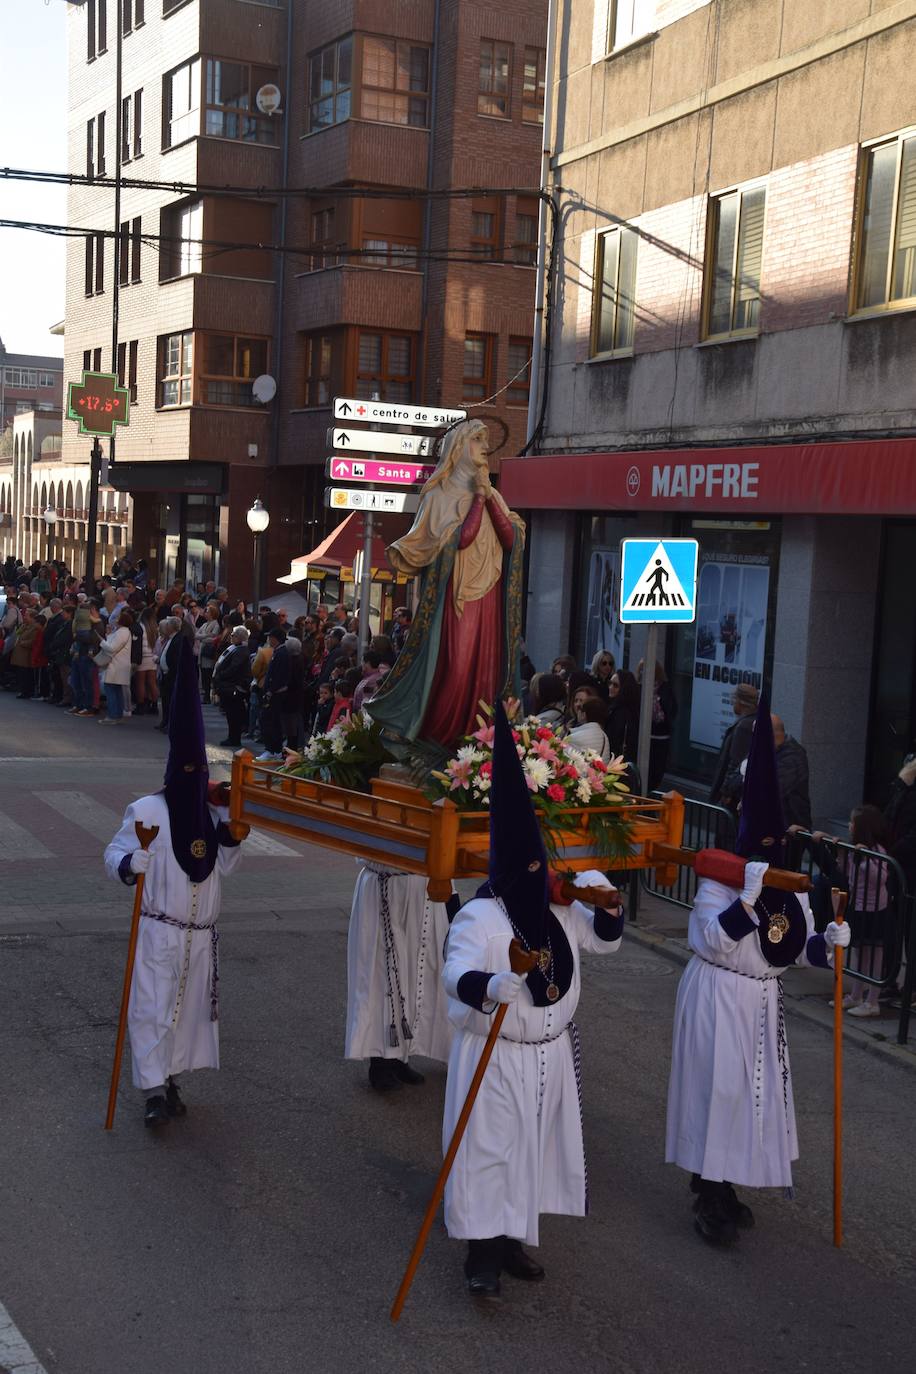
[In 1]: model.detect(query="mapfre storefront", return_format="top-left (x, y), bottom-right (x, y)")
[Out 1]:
top-left (502, 438), bottom-right (916, 821)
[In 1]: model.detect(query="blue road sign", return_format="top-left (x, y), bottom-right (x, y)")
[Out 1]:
top-left (619, 538), bottom-right (699, 624)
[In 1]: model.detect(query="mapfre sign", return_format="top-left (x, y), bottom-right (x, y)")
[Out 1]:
top-left (500, 437), bottom-right (916, 516)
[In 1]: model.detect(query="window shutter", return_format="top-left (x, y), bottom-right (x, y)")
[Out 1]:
top-left (734, 188), bottom-right (765, 329)
top-left (892, 138), bottom-right (916, 300)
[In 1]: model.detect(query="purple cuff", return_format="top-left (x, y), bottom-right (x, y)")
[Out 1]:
top-left (718, 898), bottom-right (757, 942)
top-left (216, 821), bottom-right (241, 848)
top-left (594, 907), bottom-right (625, 942)
top-left (456, 970), bottom-right (496, 1013)
top-left (118, 853), bottom-right (137, 886)
top-left (806, 933), bottom-right (830, 968)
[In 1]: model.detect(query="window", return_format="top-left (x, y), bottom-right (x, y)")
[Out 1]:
top-left (304, 333), bottom-right (335, 406)
top-left (470, 197), bottom-right (501, 260)
top-left (308, 36), bottom-right (352, 131)
top-left (165, 58), bottom-right (201, 148)
top-left (86, 119), bottom-right (94, 178)
top-left (522, 47), bottom-right (546, 124)
top-left (512, 198), bottom-right (538, 265)
top-left (117, 340), bottom-right (139, 402)
top-left (355, 331), bottom-right (414, 402)
top-left (119, 218), bottom-right (142, 285)
top-left (121, 96), bottom-right (131, 162)
top-left (159, 332), bottom-right (193, 407)
top-left (507, 338), bottom-right (531, 407)
top-left (592, 227), bottom-right (638, 355)
top-left (361, 37), bottom-right (430, 127)
top-left (81, 349), bottom-right (102, 374)
top-left (463, 334), bottom-right (493, 400)
top-left (855, 132), bottom-right (916, 313)
top-left (361, 237), bottom-right (419, 269)
top-left (160, 200), bottom-right (202, 279)
top-left (608, 1), bottom-right (655, 52)
top-left (205, 60), bottom-right (279, 145)
top-left (200, 334), bottom-right (269, 406)
top-left (703, 185), bottom-right (765, 338)
top-left (478, 40), bottom-right (511, 118)
top-left (163, 0), bottom-right (187, 14)
top-left (133, 89), bottom-right (143, 157)
top-left (87, 0), bottom-right (96, 61)
top-left (82, 350), bottom-right (91, 373)
top-left (309, 207), bottom-right (342, 270)
top-left (85, 232), bottom-right (105, 295)
top-left (88, 112), bottom-right (105, 178)
top-left (39, 372), bottom-right (58, 388)
top-left (97, 0), bottom-right (107, 54)
top-left (4, 368), bottom-right (38, 388)
top-left (122, 90), bottom-right (143, 161)
top-left (122, 0), bottom-right (143, 33)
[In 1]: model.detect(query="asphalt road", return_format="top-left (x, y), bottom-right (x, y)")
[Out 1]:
top-left (0, 693), bottom-right (914, 1374)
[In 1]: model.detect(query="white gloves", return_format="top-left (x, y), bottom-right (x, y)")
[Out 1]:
top-left (824, 921), bottom-right (851, 949)
top-left (129, 849), bottom-right (151, 875)
top-left (486, 972), bottom-right (524, 1004)
top-left (740, 860), bottom-right (769, 909)
top-left (574, 869), bottom-right (616, 895)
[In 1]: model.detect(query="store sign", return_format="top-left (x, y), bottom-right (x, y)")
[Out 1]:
top-left (688, 554), bottom-right (770, 750)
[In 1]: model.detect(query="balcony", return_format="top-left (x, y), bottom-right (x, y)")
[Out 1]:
top-left (289, 264), bottom-right (423, 335)
top-left (298, 119), bottom-right (428, 191)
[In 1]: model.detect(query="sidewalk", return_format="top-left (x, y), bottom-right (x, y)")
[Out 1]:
top-left (627, 885), bottom-right (916, 1071)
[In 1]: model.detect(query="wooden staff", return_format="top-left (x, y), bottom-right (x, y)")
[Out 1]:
top-left (390, 938), bottom-right (537, 1323)
top-left (832, 887), bottom-right (849, 1247)
top-left (105, 822), bottom-right (159, 1130)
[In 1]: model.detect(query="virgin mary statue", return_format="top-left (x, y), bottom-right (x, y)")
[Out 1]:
top-left (368, 419), bottom-right (525, 749)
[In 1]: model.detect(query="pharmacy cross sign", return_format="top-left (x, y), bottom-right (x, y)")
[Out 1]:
top-left (67, 371), bottom-right (131, 437)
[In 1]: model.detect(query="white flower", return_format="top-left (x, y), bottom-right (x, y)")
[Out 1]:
top-left (476, 774), bottom-right (491, 791)
top-left (565, 747), bottom-right (587, 776)
top-left (576, 779), bottom-right (593, 804)
top-left (457, 744), bottom-right (484, 764)
top-left (330, 734), bottom-right (347, 756)
top-left (524, 757), bottom-right (551, 791)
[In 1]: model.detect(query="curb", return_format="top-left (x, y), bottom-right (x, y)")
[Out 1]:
top-left (624, 922), bottom-right (916, 1076)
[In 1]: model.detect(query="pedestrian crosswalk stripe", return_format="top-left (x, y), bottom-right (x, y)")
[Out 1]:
top-left (0, 810), bottom-right (54, 861)
top-left (36, 790), bottom-right (124, 842)
top-left (0, 1298), bottom-right (49, 1373)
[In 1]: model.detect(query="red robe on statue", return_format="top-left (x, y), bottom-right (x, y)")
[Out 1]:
top-left (420, 494), bottom-right (516, 746)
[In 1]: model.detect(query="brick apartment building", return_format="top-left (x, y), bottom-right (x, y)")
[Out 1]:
top-left (501, 0), bottom-right (916, 822)
top-left (63, 0), bottom-right (546, 599)
top-left (0, 341), bottom-right (63, 430)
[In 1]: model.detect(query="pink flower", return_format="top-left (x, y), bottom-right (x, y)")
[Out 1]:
top-left (525, 773), bottom-right (538, 792)
top-left (531, 739), bottom-right (559, 765)
top-left (472, 724), bottom-right (495, 747)
top-left (546, 783), bottom-right (566, 802)
top-left (446, 759), bottom-right (472, 791)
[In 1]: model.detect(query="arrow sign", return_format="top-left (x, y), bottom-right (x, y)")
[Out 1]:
top-left (326, 458), bottom-right (435, 487)
top-left (325, 486), bottom-right (421, 514)
top-left (328, 427), bottom-right (433, 457)
top-left (333, 398), bottom-right (466, 428)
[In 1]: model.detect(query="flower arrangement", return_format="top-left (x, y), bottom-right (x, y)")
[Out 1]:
top-left (281, 711), bottom-right (395, 792)
top-left (427, 708), bottom-right (635, 862)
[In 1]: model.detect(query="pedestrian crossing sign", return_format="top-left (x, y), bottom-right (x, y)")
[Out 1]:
top-left (619, 538), bottom-right (699, 624)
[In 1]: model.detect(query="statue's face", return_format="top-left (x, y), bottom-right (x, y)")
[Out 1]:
top-left (469, 431), bottom-right (490, 467)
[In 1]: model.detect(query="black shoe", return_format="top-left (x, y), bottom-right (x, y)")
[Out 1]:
top-left (502, 1238), bottom-right (545, 1281)
top-left (720, 1184), bottom-right (754, 1230)
top-left (144, 1095), bottom-right (170, 1128)
top-left (464, 1240), bottom-right (503, 1301)
top-left (390, 1060), bottom-right (425, 1086)
top-left (218, 738), bottom-right (233, 747)
top-left (692, 1192), bottom-right (738, 1245)
top-left (368, 1057), bottom-right (403, 1093)
top-left (166, 1080), bottom-right (187, 1118)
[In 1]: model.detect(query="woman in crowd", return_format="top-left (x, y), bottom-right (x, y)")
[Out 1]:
top-left (247, 632), bottom-right (274, 742)
top-left (529, 672), bottom-right (567, 726)
top-left (194, 602), bottom-right (222, 701)
top-left (12, 608), bottom-right (41, 698)
top-left (816, 805), bottom-right (891, 1018)
top-left (590, 650), bottom-right (615, 699)
top-left (132, 607), bottom-right (160, 716)
top-left (638, 659), bottom-right (678, 791)
top-left (606, 669), bottom-right (641, 761)
top-left (568, 694), bottom-right (611, 762)
top-left (551, 654), bottom-right (577, 680)
top-left (96, 608), bottom-right (133, 724)
top-left (565, 671), bottom-right (601, 726)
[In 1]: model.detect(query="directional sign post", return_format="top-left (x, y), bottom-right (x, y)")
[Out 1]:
top-left (325, 487), bottom-right (420, 514)
top-left (326, 457), bottom-right (434, 487)
top-left (328, 427), bottom-right (433, 458)
top-left (333, 398), bottom-right (466, 428)
top-left (618, 538), bottom-right (699, 797)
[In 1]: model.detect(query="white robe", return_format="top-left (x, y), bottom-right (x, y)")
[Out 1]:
top-left (104, 794), bottom-right (243, 1091)
top-left (442, 895), bottom-right (622, 1247)
top-left (345, 864), bottom-right (452, 1064)
top-left (665, 878), bottom-right (827, 1189)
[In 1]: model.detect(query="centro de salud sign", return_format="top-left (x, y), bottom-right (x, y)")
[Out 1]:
top-left (67, 371), bottom-right (131, 438)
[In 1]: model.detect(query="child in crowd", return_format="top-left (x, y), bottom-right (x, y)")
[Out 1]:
top-left (817, 804), bottom-right (890, 1018)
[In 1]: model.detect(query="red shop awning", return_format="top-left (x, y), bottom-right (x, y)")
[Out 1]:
top-left (499, 437), bottom-right (916, 516)
top-left (277, 512), bottom-right (410, 584)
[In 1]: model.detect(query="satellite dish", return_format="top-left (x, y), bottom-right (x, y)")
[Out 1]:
top-left (252, 374), bottom-right (277, 404)
top-left (256, 84), bottom-right (283, 116)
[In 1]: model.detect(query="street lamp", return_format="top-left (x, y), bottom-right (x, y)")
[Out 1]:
top-left (43, 505), bottom-right (58, 563)
top-left (246, 497), bottom-right (270, 613)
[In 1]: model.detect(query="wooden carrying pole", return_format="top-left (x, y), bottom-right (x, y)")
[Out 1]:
top-left (832, 888), bottom-right (849, 1247)
top-left (647, 843), bottom-right (811, 893)
top-left (105, 822), bottom-right (158, 1130)
top-left (390, 939), bottom-right (537, 1323)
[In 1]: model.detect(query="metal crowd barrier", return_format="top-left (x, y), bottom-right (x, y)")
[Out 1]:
top-left (640, 794), bottom-right (738, 909)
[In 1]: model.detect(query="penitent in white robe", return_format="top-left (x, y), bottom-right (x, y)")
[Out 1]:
top-left (104, 794), bottom-right (243, 1091)
top-left (345, 863), bottom-right (452, 1064)
top-left (442, 895), bottom-right (622, 1247)
top-left (665, 878), bottom-right (827, 1190)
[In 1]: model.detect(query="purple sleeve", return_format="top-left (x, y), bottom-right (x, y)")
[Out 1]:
top-left (216, 821), bottom-right (242, 849)
top-left (458, 496), bottom-right (485, 550)
top-left (805, 934), bottom-right (830, 968)
top-left (718, 898), bottom-right (757, 941)
top-left (118, 853), bottom-right (137, 886)
top-left (456, 970), bottom-right (495, 1012)
top-left (593, 907), bottom-right (625, 942)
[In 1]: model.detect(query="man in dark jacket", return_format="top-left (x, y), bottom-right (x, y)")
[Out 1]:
top-left (257, 626), bottom-right (289, 762)
top-left (710, 683), bottom-right (758, 808)
top-left (44, 602), bottom-right (73, 705)
top-left (772, 715), bottom-right (812, 829)
top-left (884, 756), bottom-right (916, 890)
top-left (212, 626), bottom-right (252, 747)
